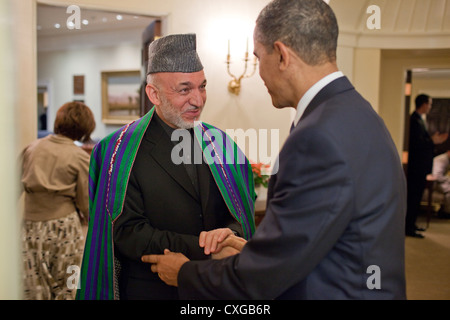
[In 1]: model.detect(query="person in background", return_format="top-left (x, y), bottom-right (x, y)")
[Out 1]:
top-left (21, 101), bottom-right (95, 299)
top-left (432, 149), bottom-right (450, 219)
top-left (76, 34), bottom-right (255, 300)
top-left (144, 0), bottom-right (407, 300)
top-left (405, 94), bottom-right (448, 238)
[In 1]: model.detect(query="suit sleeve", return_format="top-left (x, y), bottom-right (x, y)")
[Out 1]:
top-left (178, 126), bottom-right (354, 299)
top-left (226, 219), bottom-right (244, 237)
top-left (113, 169), bottom-right (207, 262)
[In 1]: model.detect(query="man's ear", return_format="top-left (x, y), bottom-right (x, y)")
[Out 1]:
top-left (145, 83), bottom-right (160, 106)
top-left (273, 41), bottom-right (290, 71)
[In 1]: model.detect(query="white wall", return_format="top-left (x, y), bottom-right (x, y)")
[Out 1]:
top-left (0, 0), bottom-right (35, 300)
top-left (353, 48), bottom-right (381, 113)
top-left (38, 42), bottom-right (142, 140)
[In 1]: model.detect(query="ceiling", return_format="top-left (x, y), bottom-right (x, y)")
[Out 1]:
top-left (330, 0), bottom-right (450, 34)
top-left (37, 4), bottom-right (156, 37)
top-left (37, 1), bottom-right (450, 53)
top-left (37, 1), bottom-right (450, 41)
top-left (413, 68), bottom-right (450, 78)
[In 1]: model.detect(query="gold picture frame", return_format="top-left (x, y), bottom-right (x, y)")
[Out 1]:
top-left (101, 70), bottom-right (141, 125)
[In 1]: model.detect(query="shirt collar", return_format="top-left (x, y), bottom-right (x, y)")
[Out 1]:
top-left (293, 71), bottom-right (344, 127)
top-left (49, 134), bottom-right (76, 145)
top-left (154, 110), bottom-right (176, 137)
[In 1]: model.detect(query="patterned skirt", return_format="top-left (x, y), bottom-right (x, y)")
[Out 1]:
top-left (22, 211), bottom-right (85, 300)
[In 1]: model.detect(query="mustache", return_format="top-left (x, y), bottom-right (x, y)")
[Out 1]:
top-left (184, 105), bottom-right (201, 112)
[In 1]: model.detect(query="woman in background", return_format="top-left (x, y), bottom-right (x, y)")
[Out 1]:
top-left (21, 101), bottom-right (95, 300)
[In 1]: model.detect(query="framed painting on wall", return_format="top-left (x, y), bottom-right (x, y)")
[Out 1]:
top-left (73, 75), bottom-right (85, 95)
top-left (101, 70), bottom-right (141, 124)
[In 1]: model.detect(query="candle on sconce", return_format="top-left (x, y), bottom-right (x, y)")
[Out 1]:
top-left (245, 38), bottom-right (249, 59)
top-left (225, 37), bottom-right (258, 95)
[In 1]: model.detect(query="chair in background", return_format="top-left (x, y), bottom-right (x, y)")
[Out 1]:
top-left (421, 174), bottom-right (445, 228)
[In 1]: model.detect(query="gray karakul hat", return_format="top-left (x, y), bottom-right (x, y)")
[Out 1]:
top-left (147, 33), bottom-right (204, 75)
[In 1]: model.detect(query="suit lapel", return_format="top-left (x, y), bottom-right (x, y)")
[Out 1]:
top-left (146, 118), bottom-right (199, 201)
top-left (196, 149), bottom-right (211, 216)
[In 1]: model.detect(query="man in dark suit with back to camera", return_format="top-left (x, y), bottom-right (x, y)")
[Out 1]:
top-left (405, 94), bottom-right (448, 238)
top-left (143, 0), bottom-right (407, 300)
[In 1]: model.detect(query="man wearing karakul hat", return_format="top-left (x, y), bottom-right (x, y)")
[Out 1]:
top-left (77, 34), bottom-right (256, 300)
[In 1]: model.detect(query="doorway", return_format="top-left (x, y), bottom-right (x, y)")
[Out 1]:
top-left (36, 3), bottom-right (161, 139)
top-left (37, 84), bottom-right (50, 137)
top-left (403, 68), bottom-right (450, 156)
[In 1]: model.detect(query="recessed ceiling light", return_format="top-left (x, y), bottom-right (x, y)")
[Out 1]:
top-left (54, 23), bottom-right (61, 29)
top-left (82, 19), bottom-right (89, 25)
top-left (116, 15), bottom-right (123, 21)
top-left (67, 21), bottom-right (75, 28)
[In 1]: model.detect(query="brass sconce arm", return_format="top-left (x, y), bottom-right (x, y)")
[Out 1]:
top-left (226, 41), bottom-right (257, 95)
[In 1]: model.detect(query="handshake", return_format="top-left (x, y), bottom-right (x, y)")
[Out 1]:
top-left (199, 228), bottom-right (247, 259)
top-left (141, 228), bottom-right (247, 287)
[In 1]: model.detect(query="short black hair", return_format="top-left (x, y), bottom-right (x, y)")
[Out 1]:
top-left (415, 94), bottom-right (430, 110)
top-left (255, 0), bottom-right (338, 65)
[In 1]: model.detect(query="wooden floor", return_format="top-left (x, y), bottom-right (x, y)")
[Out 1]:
top-left (405, 212), bottom-right (450, 300)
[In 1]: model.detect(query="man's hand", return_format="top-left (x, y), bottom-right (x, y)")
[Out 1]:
top-left (141, 249), bottom-right (189, 287)
top-left (199, 228), bottom-right (234, 255)
top-left (217, 234), bottom-right (247, 252)
top-left (211, 234), bottom-right (248, 259)
top-left (432, 132), bottom-right (449, 145)
top-left (211, 245), bottom-right (241, 259)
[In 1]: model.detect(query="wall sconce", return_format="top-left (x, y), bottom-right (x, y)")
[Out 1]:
top-left (226, 39), bottom-right (257, 95)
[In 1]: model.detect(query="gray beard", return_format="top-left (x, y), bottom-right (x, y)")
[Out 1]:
top-left (158, 95), bottom-right (200, 129)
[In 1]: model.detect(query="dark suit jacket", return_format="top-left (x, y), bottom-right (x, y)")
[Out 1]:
top-left (178, 76), bottom-right (407, 300)
top-left (113, 114), bottom-right (243, 300)
top-left (407, 111), bottom-right (434, 179)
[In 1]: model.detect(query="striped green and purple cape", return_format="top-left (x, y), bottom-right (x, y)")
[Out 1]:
top-left (76, 107), bottom-right (256, 300)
